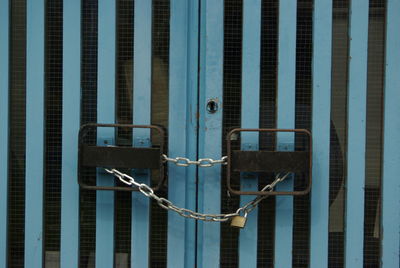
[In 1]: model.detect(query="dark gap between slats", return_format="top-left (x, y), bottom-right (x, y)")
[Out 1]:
top-left (114, 0), bottom-right (133, 265)
top-left (257, 0), bottom-right (278, 266)
top-left (79, 0), bottom-right (98, 266)
top-left (220, 0), bottom-right (243, 266)
top-left (44, 0), bottom-right (63, 266)
top-left (150, 0), bottom-right (170, 267)
top-left (292, 0), bottom-right (313, 267)
top-left (364, 0), bottom-right (385, 266)
top-left (329, 0), bottom-right (349, 266)
top-left (8, 1), bottom-right (27, 267)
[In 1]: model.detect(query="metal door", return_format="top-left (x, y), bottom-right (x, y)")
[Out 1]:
top-left (1, 0), bottom-right (399, 268)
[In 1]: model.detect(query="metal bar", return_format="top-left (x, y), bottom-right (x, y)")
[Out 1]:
top-left (197, 0), bottom-right (223, 267)
top-left (167, 1), bottom-right (189, 266)
top-left (60, 0), bottom-right (81, 267)
top-left (226, 128), bottom-right (312, 196)
top-left (309, 0), bottom-right (332, 266)
top-left (274, 0), bottom-right (297, 266)
top-left (0, 0), bottom-right (9, 266)
top-left (184, 2), bottom-right (199, 267)
top-left (239, 0), bottom-right (261, 266)
top-left (167, 0), bottom-right (199, 267)
top-left (345, 0), bottom-right (369, 266)
top-left (25, 0), bottom-right (45, 266)
top-left (131, 0), bottom-right (152, 266)
top-left (96, 0), bottom-right (116, 266)
top-left (81, 146), bottom-right (160, 168)
top-left (232, 151), bottom-right (309, 173)
top-left (381, 0), bottom-right (400, 266)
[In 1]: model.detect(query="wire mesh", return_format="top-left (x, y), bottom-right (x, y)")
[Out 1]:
top-left (329, 1), bottom-right (349, 266)
top-left (79, 0), bottom-right (98, 266)
top-left (222, 1), bottom-right (314, 266)
top-left (8, 1), bottom-right (27, 267)
top-left (44, 1), bottom-right (63, 266)
top-left (293, 0), bottom-right (313, 266)
top-left (114, 0), bottom-right (134, 265)
top-left (114, 0), bottom-right (170, 266)
top-left (220, 0), bottom-right (243, 266)
top-left (257, 0), bottom-right (278, 266)
top-left (150, 1), bottom-right (170, 267)
top-left (364, 0), bottom-right (385, 266)
top-left (3, 0), bottom-right (388, 267)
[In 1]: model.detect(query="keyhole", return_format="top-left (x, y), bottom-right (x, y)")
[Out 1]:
top-left (206, 99), bottom-right (218, 114)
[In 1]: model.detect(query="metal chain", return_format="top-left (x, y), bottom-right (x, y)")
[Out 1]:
top-left (162, 154), bottom-right (228, 167)
top-left (105, 168), bottom-right (290, 222)
top-left (237, 172), bottom-right (291, 215)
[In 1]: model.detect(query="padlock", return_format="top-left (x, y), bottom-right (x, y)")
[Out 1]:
top-left (230, 215), bottom-right (247, 228)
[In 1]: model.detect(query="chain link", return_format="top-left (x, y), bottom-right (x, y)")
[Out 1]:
top-left (162, 154), bottom-right (228, 167)
top-left (105, 167), bottom-right (290, 223)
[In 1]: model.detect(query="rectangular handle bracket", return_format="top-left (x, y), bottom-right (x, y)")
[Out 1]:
top-left (78, 123), bottom-right (166, 191)
top-left (226, 128), bottom-right (312, 196)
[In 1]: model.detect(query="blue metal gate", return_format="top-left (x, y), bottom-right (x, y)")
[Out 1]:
top-left (0, 0), bottom-right (399, 267)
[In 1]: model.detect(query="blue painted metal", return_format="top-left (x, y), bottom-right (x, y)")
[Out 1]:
top-left (131, 0), bottom-right (152, 266)
top-left (381, 0), bottom-right (400, 266)
top-left (239, 0), bottom-right (261, 266)
top-left (0, 0), bottom-right (9, 266)
top-left (197, 0), bottom-right (224, 267)
top-left (6, 1), bottom-right (400, 267)
top-left (274, 0), bottom-right (296, 266)
top-left (345, 0), bottom-right (369, 266)
top-left (309, 0), bottom-right (332, 267)
top-left (96, 0), bottom-right (116, 267)
top-left (60, 0), bottom-right (81, 267)
top-left (25, 0), bottom-right (45, 266)
top-left (131, 139), bottom-right (150, 267)
top-left (167, 0), bottom-right (198, 267)
top-left (184, 2), bottom-right (200, 267)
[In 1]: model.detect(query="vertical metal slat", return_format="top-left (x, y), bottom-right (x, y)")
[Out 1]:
top-left (131, 0), bottom-right (152, 266)
top-left (239, 0), bottom-right (261, 267)
top-left (184, 1), bottom-right (199, 267)
top-left (0, 0), bottom-right (10, 266)
top-left (381, 0), bottom-right (400, 266)
top-left (345, 0), bottom-right (369, 266)
top-left (274, 0), bottom-right (296, 266)
top-left (96, 0), bottom-right (116, 267)
top-left (197, 0), bottom-right (224, 267)
top-left (25, 0), bottom-right (45, 266)
top-left (309, 0), bottom-right (332, 266)
top-left (60, 0), bottom-right (81, 267)
top-left (167, 0), bottom-right (198, 267)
